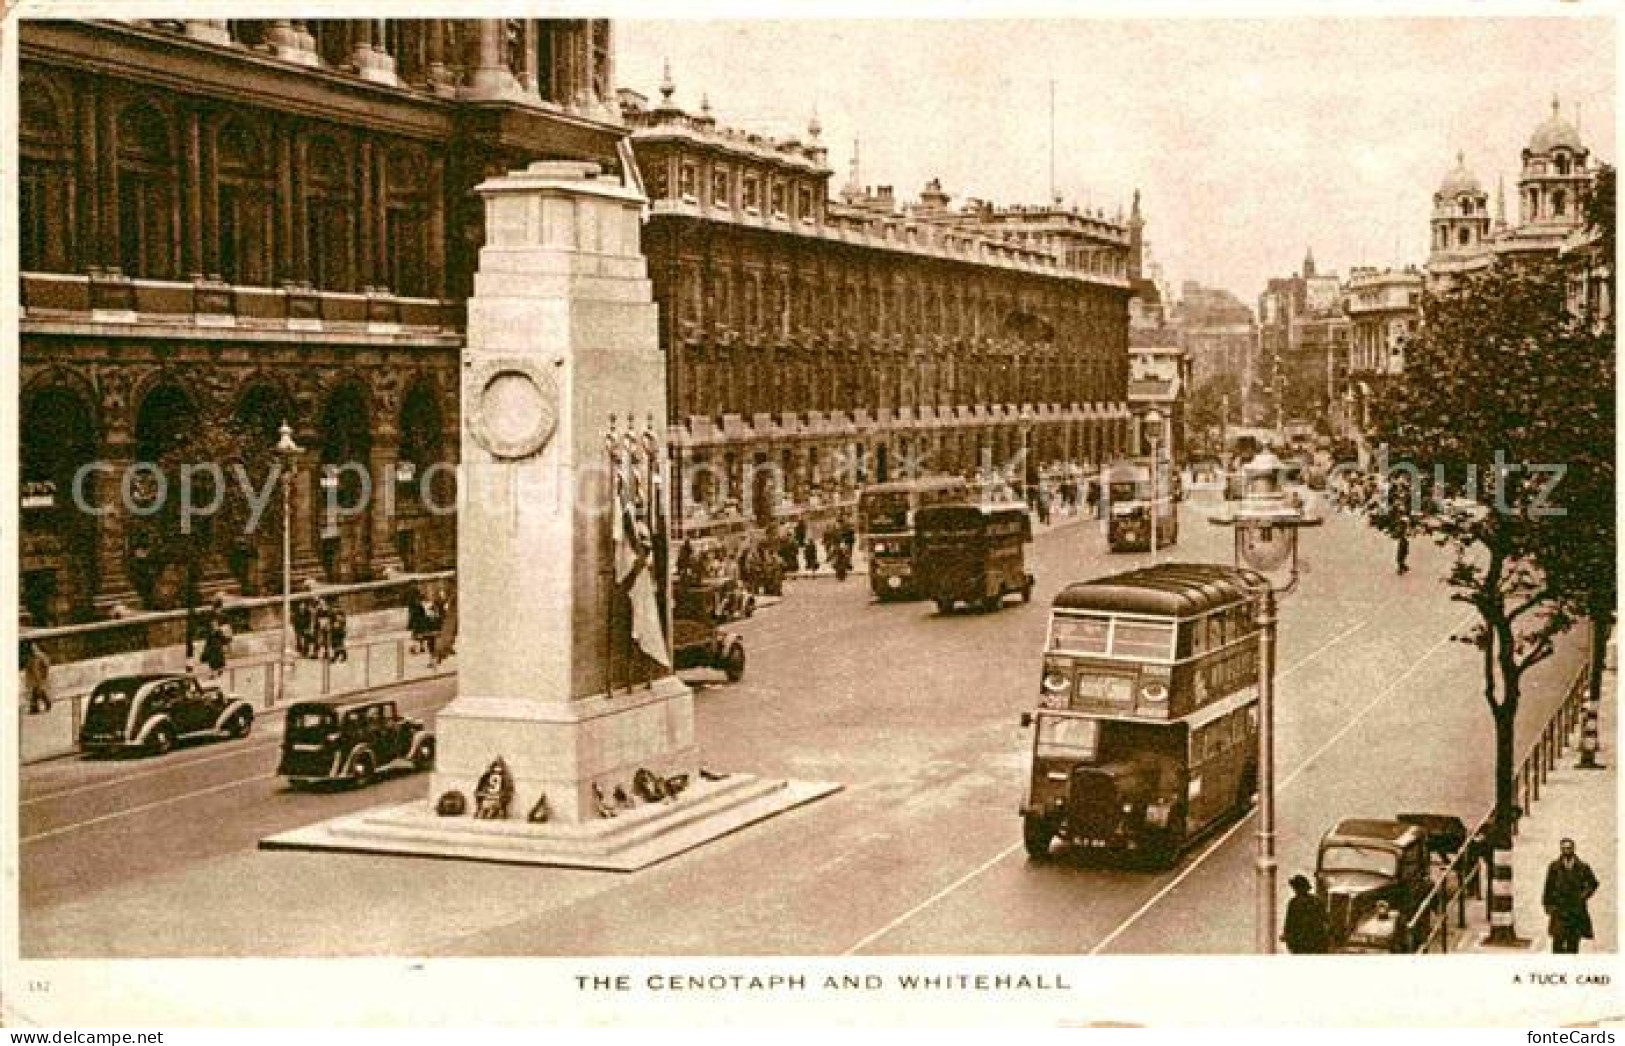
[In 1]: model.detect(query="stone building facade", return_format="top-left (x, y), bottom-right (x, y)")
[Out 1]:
top-left (1340, 266), bottom-right (1422, 438)
top-left (622, 75), bottom-right (1135, 546)
top-left (18, 18), bottom-right (620, 624)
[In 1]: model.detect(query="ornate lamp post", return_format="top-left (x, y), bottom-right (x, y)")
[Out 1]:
top-left (1210, 448), bottom-right (1321, 953)
top-left (274, 421), bottom-right (302, 707)
top-left (1144, 408), bottom-right (1162, 559)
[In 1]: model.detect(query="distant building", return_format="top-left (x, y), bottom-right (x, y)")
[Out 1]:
top-left (1127, 344), bottom-right (1190, 466)
top-left (1341, 266), bottom-right (1423, 437)
top-left (1256, 248), bottom-right (1350, 434)
top-left (623, 72), bottom-right (1136, 548)
top-left (1426, 98), bottom-right (1598, 290)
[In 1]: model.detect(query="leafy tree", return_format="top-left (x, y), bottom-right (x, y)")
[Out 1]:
top-left (1342, 255), bottom-right (1595, 842)
top-left (1187, 370), bottom-right (1243, 451)
top-left (1536, 163), bottom-right (1616, 722)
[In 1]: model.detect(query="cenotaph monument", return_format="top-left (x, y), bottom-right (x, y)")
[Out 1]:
top-left (264, 161), bottom-right (836, 869)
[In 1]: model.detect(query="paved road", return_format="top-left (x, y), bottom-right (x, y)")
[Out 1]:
top-left (19, 492), bottom-right (1584, 957)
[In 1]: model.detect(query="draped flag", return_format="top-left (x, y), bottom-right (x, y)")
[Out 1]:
top-left (613, 431), bottom-right (671, 668)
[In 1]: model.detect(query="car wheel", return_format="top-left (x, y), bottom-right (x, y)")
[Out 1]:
top-left (1023, 814), bottom-right (1056, 859)
top-left (935, 598), bottom-right (954, 615)
top-left (349, 751), bottom-right (376, 788)
top-left (723, 644), bottom-right (746, 682)
top-left (225, 709), bottom-right (253, 739)
top-left (982, 593), bottom-right (1002, 613)
top-left (147, 723), bottom-right (176, 757)
top-left (412, 738), bottom-right (436, 773)
top-left (1021, 577), bottom-right (1034, 604)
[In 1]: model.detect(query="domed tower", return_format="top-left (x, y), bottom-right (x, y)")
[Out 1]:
top-left (1518, 97), bottom-right (1590, 230)
top-left (1429, 151), bottom-right (1490, 264)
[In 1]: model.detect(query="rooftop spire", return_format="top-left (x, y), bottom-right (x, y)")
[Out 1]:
top-left (658, 59), bottom-right (675, 105)
top-left (1495, 174), bottom-right (1507, 229)
top-left (842, 136), bottom-right (862, 201)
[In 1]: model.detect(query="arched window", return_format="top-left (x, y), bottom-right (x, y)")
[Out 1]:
top-left (383, 145), bottom-right (433, 296)
top-left (116, 102), bottom-right (180, 279)
top-left (216, 121), bottom-right (274, 285)
top-left (1458, 226), bottom-right (1472, 247)
top-left (1556, 154), bottom-right (1571, 176)
top-left (1554, 190), bottom-right (1567, 217)
top-left (398, 378), bottom-right (444, 512)
top-left (19, 79), bottom-right (75, 272)
top-left (304, 137), bottom-right (356, 291)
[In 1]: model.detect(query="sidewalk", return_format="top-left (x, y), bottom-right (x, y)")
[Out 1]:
top-left (18, 610), bottom-right (457, 765)
top-left (1458, 659), bottom-right (1616, 953)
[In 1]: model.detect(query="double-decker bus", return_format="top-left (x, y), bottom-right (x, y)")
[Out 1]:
top-left (857, 476), bottom-right (971, 600)
top-left (1019, 563), bottom-right (1266, 866)
top-left (1103, 458), bottom-right (1179, 553)
top-left (914, 504), bottom-right (1034, 614)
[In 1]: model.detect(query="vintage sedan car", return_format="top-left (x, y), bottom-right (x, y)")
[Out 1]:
top-left (1316, 813), bottom-right (1466, 953)
top-left (79, 672), bottom-right (255, 757)
top-left (672, 617), bottom-right (746, 682)
top-left (277, 697), bottom-right (435, 788)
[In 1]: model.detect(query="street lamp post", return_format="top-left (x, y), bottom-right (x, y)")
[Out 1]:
top-left (1210, 448), bottom-right (1321, 953)
top-left (274, 421), bottom-right (302, 708)
top-left (1145, 408), bottom-right (1162, 560)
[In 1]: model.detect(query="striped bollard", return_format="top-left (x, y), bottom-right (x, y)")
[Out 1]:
top-left (1483, 843), bottom-right (1528, 947)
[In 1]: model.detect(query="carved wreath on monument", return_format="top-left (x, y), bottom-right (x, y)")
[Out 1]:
top-left (465, 358), bottom-right (559, 461)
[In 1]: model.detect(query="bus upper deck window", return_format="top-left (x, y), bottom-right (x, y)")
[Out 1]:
top-left (1051, 615), bottom-right (1109, 654)
top-left (1112, 620), bottom-right (1175, 660)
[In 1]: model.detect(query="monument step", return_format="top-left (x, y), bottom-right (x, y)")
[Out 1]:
top-left (259, 773), bottom-right (841, 872)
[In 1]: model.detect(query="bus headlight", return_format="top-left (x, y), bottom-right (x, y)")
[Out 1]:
top-left (1140, 682), bottom-right (1169, 704)
top-left (1042, 671), bottom-right (1070, 694)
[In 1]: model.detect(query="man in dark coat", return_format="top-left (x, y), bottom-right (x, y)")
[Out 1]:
top-left (1543, 838), bottom-right (1600, 953)
top-left (1282, 874), bottom-right (1330, 954)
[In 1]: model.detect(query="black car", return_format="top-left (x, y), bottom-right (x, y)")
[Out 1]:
top-left (79, 672), bottom-right (255, 757)
top-left (672, 617), bottom-right (746, 682)
top-left (277, 697), bottom-right (435, 787)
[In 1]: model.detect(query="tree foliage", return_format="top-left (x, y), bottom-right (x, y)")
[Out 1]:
top-left (1341, 251), bottom-right (1608, 838)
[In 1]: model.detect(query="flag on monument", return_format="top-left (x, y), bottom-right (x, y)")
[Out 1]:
top-left (614, 439), bottom-right (671, 668)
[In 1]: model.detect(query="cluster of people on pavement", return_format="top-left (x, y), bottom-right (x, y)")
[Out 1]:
top-left (291, 594), bottom-right (349, 664)
top-left (678, 515), bottom-right (860, 605)
top-left (407, 586), bottom-right (457, 666)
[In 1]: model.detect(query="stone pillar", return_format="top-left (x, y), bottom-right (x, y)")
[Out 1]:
top-left (183, 20), bottom-right (231, 45)
top-left (430, 161), bottom-right (694, 824)
top-left (267, 20), bottom-right (319, 67)
top-left (426, 20), bottom-right (457, 97)
top-left (92, 440), bottom-right (141, 616)
top-left (461, 19), bottom-right (519, 99)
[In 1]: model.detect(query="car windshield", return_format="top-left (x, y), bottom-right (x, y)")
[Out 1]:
top-left (1321, 844), bottom-right (1397, 877)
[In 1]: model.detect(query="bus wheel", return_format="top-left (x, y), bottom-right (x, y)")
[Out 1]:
top-left (935, 598), bottom-right (954, 615)
top-left (1023, 815), bottom-right (1057, 859)
top-left (982, 593), bottom-right (1002, 613)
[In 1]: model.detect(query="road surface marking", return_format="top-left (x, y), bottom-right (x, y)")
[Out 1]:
top-left (21, 681), bottom-right (452, 807)
top-left (841, 841), bottom-right (1020, 956)
top-left (21, 772), bottom-right (277, 845)
top-left (1088, 610), bottom-right (1473, 954)
top-left (840, 612), bottom-right (1374, 955)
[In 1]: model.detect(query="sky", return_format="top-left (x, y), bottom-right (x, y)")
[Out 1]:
top-left (617, 16), bottom-right (1615, 307)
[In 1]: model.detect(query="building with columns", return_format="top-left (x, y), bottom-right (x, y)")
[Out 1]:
top-left (1425, 98), bottom-right (1599, 290)
top-left (1340, 266), bottom-right (1422, 439)
top-left (17, 18), bottom-right (618, 624)
top-left (622, 73), bottom-right (1135, 548)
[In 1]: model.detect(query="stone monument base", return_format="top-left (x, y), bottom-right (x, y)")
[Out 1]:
top-left (260, 773), bottom-right (840, 871)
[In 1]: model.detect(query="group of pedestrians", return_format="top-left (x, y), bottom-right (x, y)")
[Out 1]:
top-left (408, 587), bottom-right (456, 666)
top-left (1280, 839), bottom-right (1601, 954)
top-left (197, 596), bottom-right (235, 676)
top-left (291, 595), bottom-right (349, 663)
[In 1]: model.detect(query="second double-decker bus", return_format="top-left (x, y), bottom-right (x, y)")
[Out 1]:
top-left (1103, 458), bottom-right (1179, 553)
top-left (858, 475), bottom-right (971, 601)
top-left (1019, 563), bottom-right (1266, 866)
top-left (914, 503), bottom-right (1035, 614)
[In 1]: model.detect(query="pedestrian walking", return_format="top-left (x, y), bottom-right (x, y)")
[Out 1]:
top-left (1281, 874), bottom-right (1330, 954)
top-left (437, 590), bottom-right (458, 663)
top-left (804, 535), bottom-right (821, 573)
top-left (328, 607), bottom-right (349, 663)
top-left (1395, 531), bottom-right (1410, 575)
top-left (23, 641), bottom-right (52, 714)
top-left (408, 591), bottom-right (428, 654)
top-left (429, 590), bottom-right (449, 665)
top-left (313, 598), bottom-right (333, 661)
top-left (1543, 838), bottom-right (1600, 954)
top-left (201, 622), bottom-right (228, 677)
top-left (293, 598), bottom-right (312, 658)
